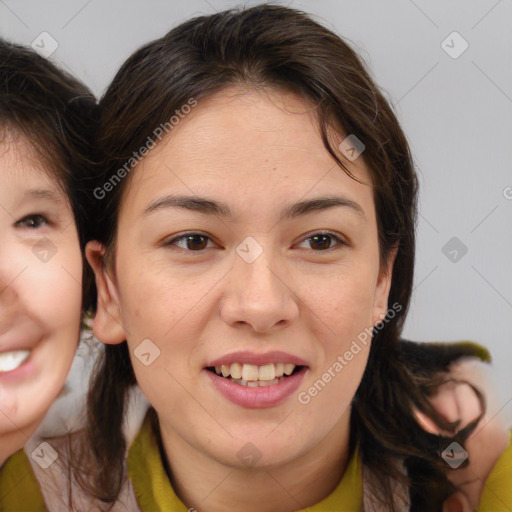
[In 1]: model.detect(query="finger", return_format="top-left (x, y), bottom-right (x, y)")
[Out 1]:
top-left (413, 381), bottom-right (481, 436)
top-left (429, 382), bottom-right (481, 428)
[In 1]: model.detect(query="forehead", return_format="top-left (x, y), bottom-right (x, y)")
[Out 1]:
top-left (120, 86), bottom-right (374, 219)
top-left (0, 133), bottom-right (67, 196)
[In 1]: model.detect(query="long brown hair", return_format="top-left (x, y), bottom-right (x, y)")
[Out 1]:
top-left (81, 5), bottom-right (486, 510)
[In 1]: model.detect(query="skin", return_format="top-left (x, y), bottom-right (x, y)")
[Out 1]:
top-left (88, 86), bottom-right (395, 511)
top-left (0, 136), bottom-right (82, 466)
top-left (415, 360), bottom-right (509, 512)
top-left (88, 86), bottom-right (510, 511)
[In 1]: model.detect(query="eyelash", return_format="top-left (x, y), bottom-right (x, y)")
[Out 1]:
top-left (15, 214), bottom-right (50, 229)
top-left (163, 231), bottom-right (348, 253)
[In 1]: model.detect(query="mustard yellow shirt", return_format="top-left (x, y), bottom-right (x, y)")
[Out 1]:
top-left (126, 413), bottom-right (363, 511)
top-left (478, 428), bottom-right (512, 511)
top-left (126, 416), bottom-right (512, 511)
top-left (1, 423), bottom-right (510, 511)
top-left (0, 449), bottom-right (47, 511)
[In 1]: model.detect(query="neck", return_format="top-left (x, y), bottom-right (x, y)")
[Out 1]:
top-left (159, 410), bottom-right (352, 512)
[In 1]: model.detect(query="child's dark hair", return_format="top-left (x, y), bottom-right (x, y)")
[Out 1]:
top-left (80, 5), bottom-right (487, 510)
top-left (0, 38), bottom-right (97, 313)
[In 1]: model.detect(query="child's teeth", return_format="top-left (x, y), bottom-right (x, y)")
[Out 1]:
top-left (221, 365), bottom-right (230, 377)
top-left (0, 350), bottom-right (30, 373)
top-left (275, 363), bottom-right (285, 377)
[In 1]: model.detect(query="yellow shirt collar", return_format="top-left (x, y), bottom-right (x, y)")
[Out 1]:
top-left (127, 412), bottom-right (363, 511)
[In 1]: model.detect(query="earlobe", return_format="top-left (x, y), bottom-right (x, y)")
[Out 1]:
top-left (85, 240), bottom-right (126, 345)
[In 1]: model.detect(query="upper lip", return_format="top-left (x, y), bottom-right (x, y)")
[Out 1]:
top-left (206, 350), bottom-right (309, 368)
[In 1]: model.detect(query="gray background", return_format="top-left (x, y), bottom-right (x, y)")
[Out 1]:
top-left (2, 0), bottom-right (511, 423)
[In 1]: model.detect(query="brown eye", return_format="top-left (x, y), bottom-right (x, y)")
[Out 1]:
top-left (299, 232), bottom-right (346, 251)
top-left (183, 234), bottom-right (209, 251)
top-left (309, 234), bottom-right (333, 250)
top-left (15, 214), bottom-right (49, 229)
top-left (165, 233), bottom-right (213, 251)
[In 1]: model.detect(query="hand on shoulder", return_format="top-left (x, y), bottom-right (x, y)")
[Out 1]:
top-left (414, 357), bottom-right (510, 512)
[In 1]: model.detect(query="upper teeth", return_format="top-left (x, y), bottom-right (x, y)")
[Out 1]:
top-left (0, 350), bottom-right (30, 373)
top-left (214, 363), bottom-right (296, 381)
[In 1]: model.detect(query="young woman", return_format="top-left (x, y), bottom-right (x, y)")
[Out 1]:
top-left (0, 38), bottom-right (97, 509)
top-left (79, 4), bottom-right (510, 511)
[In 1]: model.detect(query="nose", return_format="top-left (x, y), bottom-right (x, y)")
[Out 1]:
top-left (220, 246), bottom-right (299, 333)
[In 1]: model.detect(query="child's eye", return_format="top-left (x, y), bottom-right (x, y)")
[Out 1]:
top-left (15, 214), bottom-right (49, 229)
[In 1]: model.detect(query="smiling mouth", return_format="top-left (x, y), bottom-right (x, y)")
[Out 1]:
top-left (206, 362), bottom-right (304, 387)
top-left (0, 350), bottom-right (31, 373)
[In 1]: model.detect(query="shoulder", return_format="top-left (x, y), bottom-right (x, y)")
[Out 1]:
top-left (411, 343), bottom-right (511, 511)
top-left (478, 429), bottom-right (512, 511)
top-left (15, 384), bottom-right (149, 512)
top-left (21, 427), bottom-right (142, 512)
top-left (0, 448), bottom-right (47, 511)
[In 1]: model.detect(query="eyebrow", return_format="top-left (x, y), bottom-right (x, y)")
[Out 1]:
top-left (24, 188), bottom-right (62, 201)
top-left (142, 193), bottom-right (365, 221)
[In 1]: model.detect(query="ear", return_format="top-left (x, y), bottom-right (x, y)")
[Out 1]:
top-left (85, 240), bottom-right (126, 345)
top-left (372, 245), bottom-right (398, 326)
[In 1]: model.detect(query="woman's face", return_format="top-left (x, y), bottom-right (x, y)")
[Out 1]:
top-left (89, 87), bottom-right (394, 469)
top-left (0, 136), bottom-right (82, 459)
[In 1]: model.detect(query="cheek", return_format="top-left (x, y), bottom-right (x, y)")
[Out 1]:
top-left (308, 266), bottom-right (379, 338)
top-left (24, 244), bottom-right (83, 328)
top-left (0, 245), bottom-right (83, 434)
top-left (116, 264), bottom-right (201, 383)
top-left (312, 347), bottom-right (369, 429)
top-left (117, 255), bottom-right (213, 337)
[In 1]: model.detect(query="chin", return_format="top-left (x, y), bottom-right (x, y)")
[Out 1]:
top-left (209, 435), bottom-right (303, 470)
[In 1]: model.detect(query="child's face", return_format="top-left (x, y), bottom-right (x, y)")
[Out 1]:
top-left (0, 137), bottom-right (82, 455)
top-left (90, 88), bottom-right (394, 468)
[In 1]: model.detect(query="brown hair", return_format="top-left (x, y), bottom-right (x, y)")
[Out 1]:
top-left (0, 38), bottom-right (98, 313)
top-left (81, 5), bottom-right (486, 510)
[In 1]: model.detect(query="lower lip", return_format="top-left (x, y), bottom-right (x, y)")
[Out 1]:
top-left (205, 367), bottom-right (307, 408)
top-left (0, 353), bottom-right (35, 383)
